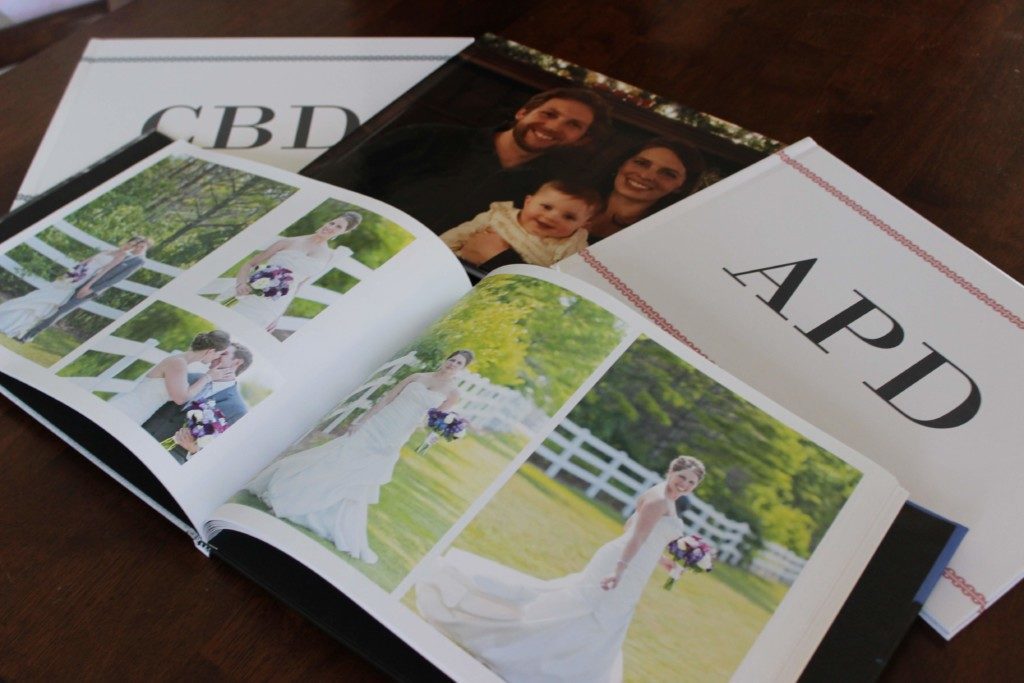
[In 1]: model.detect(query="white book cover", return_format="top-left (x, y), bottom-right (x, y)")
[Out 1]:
top-left (13, 36), bottom-right (472, 207)
top-left (558, 138), bottom-right (1024, 638)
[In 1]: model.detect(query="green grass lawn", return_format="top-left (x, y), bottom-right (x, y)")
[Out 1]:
top-left (408, 462), bottom-right (788, 683)
top-left (231, 428), bottom-right (528, 591)
top-left (0, 330), bottom-right (64, 367)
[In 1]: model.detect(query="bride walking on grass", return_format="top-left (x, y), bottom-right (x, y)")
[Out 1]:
top-left (247, 350), bottom-right (474, 564)
top-left (415, 455), bottom-right (706, 683)
top-left (228, 212), bottom-right (362, 333)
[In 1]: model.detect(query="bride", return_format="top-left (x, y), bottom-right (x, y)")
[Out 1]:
top-left (0, 236), bottom-right (149, 341)
top-left (415, 455), bottom-right (706, 683)
top-left (248, 350), bottom-right (473, 564)
top-left (108, 330), bottom-right (235, 425)
top-left (229, 211), bottom-right (362, 332)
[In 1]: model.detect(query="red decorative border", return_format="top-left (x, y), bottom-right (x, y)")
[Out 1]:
top-left (777, 149), bottom-right (1024, 331)
top-left (942, 567), bottom-right (987, 613)
top-left (780, 148), bottom-right (1001, 607)
top-left (577, 249), bottom-right (709, 359)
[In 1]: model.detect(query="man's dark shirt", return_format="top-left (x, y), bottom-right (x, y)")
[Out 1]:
top-left (310, 124), bottom-right (579, 235)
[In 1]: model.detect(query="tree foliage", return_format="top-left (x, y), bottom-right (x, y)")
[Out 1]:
top-left (405, 274), bottom-right (625, 413)
top-left (567, 337), bottom-right (861, 556)
top-left (65, 154), bottom-right (296, 268)
top-left (111, 301), bottom-right (219, 352)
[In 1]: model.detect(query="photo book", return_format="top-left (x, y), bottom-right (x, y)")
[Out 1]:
top-left (0, 35), bottom-right (973, 682)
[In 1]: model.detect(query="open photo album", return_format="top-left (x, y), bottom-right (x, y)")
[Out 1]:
top-left (0, 135), bottom-right (952, 682)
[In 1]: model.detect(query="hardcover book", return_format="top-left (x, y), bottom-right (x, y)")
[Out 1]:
top-left (11, 36), bottom-right (472, 207)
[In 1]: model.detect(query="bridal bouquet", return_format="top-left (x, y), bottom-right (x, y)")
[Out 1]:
top-left (416, 409), bottom-right (469, 452)
top-left (663, 534), bottom-right (715, 590)
top-left (65, 261), bottom-right (89, 283)
top-left (160, 398), bottom-right (229, 455)
top-left (223, 264), bottom-right (294, 306)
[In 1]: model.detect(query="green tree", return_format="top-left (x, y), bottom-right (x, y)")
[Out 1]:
top-left (280, 198), bottom-right (414, 269)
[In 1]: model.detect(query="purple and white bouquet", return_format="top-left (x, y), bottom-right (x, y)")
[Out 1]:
top-left (160, 398), bottom-right (229, 457)
top-left (224, 264), bottom-right (294, 306)
top-left (64, 261), bottom-right (90, 283)
top-left (416, 408), bottom-right (469, 452)
top-left (663, 534), bottom-right (715, 590)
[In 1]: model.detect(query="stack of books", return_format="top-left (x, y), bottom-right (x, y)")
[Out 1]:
top-left (2, 34), bottom-right (1020, 682)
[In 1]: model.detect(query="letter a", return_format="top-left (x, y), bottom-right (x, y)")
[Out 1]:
top-left (865, 343), bottom-right (981, 428)
top-left (724, 258), bottom-right (817, 320)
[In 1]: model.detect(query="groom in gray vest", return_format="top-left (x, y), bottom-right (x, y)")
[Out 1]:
top-left (142, 342), bottom-right (253, 463)
top-left (20, 237), bottom-right (151, 342)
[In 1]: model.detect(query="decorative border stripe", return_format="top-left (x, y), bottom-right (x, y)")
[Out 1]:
top-left (577, 249), bottom-right (709, 359)
top-left (942, 567), bottom-right (987, 613)
top-left (777, 149), bottom-right (1024, 331)
top-left (81, 55), bottom-right (451, 64)
top-left (15, 193), bottom-right (35, 202)
top-left (779, 148), bottom-right (1003, 604)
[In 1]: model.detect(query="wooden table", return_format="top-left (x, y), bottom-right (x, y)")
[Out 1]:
top-left (1, 0), bottom-right (1020, 679)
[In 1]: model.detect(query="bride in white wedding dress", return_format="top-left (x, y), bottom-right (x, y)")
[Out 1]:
top-left (108, 330), bottom-right (235, 425)
top-left (229, 212), bottom-right (362, 332)
top-left (248, 350), bottom-right (473, 564)
top-left (0, 237), bottom-right (148, 341)
top-left (415, 455), bottom-right (706, 683)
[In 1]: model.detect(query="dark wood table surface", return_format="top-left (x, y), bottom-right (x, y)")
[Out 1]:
top-left (1, 0), bottom-right (1021, 679)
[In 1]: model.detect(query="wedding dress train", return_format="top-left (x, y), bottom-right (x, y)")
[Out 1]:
top-left (416, 498), bottom-right (684, 683)
top-left (248, 381), bottom-right (444, 563)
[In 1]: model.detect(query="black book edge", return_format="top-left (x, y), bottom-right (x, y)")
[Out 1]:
top-left (0, 131), bottom-right (191, 528)
top-left (212, 502), bottom-right (961, 683)
top-left (799, 503), bottom-right (965, 682)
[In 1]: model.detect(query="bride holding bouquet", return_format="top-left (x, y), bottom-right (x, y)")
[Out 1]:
top-left (415, 455), bottom-right (706, 683)
top-left (248, 350), bottom-right (474, 564)
top-left (229, 211), bottom-right (362, 332)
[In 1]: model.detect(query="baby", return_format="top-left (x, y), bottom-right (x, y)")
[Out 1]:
top-left (441, 179), bottom-right (604, 267)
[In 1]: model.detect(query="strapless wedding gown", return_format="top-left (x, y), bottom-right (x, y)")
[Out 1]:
top-left (230, 247), bottom-right (330, 328)
top-left (416, 498), bottom-right (684, 683)
top-left (0, 252), bottom-right (116, 339)
top-left (248, 381), bottom-right (445, 563)
top-left (108, 375), bottom-right (173, 425)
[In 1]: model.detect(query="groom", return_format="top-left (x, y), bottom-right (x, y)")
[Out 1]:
top-left (142, 342), bottom-right (253, 463)
top-left (20, 237), bottom-right (151, 342)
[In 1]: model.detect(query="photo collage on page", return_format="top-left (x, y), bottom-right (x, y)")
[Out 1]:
top-left (303, 35), bottom-right (778, 277)
top-left (0, 148), bottom-right (420, 465)
top-left (234, 271), bottom-right (863, 683)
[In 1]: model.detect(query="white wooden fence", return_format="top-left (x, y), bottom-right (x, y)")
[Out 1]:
top-left (319, 352), bottom-right (535, 437)
top-left (536, 418), bottom-right (754, 566)
top-left (748, 541), bottom-right (807, 586)
top-left (62, 336), bottom-right (171, 394)
top-left (0, 219), bottom-right (181, 322)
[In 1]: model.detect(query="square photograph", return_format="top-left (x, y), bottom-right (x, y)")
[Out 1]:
top-left (56, 300), bottom-right (276, 464)
top-left (231, 273), bottom-right (628, 590)
top-left (303, 35), bottom-right (778, 276)
top-left (0, 154), bottom-right (296, 366)
top-left (200, 198), bottom-right (414, 340)
top-left (408, 336), bottom-right (862, 682)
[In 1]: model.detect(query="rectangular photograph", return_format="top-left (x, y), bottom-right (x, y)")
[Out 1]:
top-left (56, 300), bottom-right (277, 464)
top-left (230, 273), bottom-right (628, 590)
top-left (408, 336), bottom-right (862, 682)
top-left (200, 198), bottom-right (414, 340)
top-left (303, 35), bottom-right (778, 275)
top-left (0, 153), bottom-right (296, 366)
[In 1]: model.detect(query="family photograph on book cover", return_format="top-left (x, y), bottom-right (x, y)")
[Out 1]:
top-left (0, 153), bottom-right (296, 366)
top-left (200, 197), bottom-right (415, 340)
top-left (232, 273), bottom-right (628, 591)
top-left (55, 300), bottom-right (277, 463)
top-left (409, 335), bottom-right (862, 683)
top-left (303, 35), bottom-right (778, 276)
